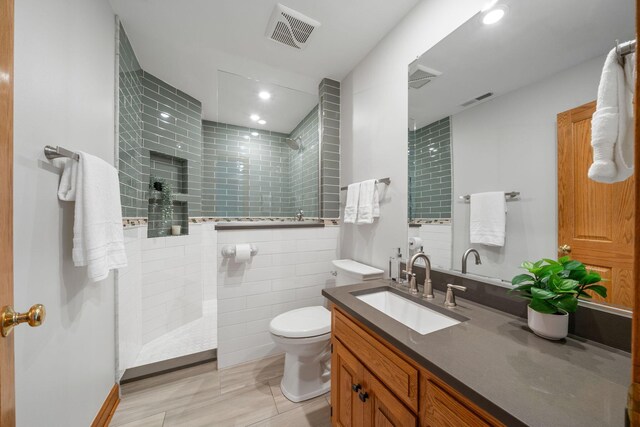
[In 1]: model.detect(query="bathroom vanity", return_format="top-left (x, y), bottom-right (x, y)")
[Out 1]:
top-left (323, 281), bottom-right (630, 427)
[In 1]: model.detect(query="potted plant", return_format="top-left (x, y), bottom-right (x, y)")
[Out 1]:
top-left (510, 257), bottom-right (606, 340)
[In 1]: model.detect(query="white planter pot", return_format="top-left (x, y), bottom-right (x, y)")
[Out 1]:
top-left (527, 305), bottom-right (569, 340)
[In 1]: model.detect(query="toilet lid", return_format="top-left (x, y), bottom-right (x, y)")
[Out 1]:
top-left (270, 306), bottom-right (331, 338)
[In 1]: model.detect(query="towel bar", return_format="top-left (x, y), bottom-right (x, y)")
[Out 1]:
top-left (340, 177), bottom-right (390, 191)
top-left (44, 145), bottom-right (80, 161)
top-left (459, 191), bottom-right (520, 202)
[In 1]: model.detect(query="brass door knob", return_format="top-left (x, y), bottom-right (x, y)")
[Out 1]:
top-left (558, 244), bottom-right (572, 254)
top-left (1, 304), bottom-right (46, 337)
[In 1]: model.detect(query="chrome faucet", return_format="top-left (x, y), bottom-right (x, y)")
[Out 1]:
top-left (461, 248), bottom-right (482, 274)
top-left (295, 209), bottom-right (304, 221)
top-left (402, 252), bottom-right (434, 299)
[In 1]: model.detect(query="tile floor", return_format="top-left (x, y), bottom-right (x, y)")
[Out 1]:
top-left (111, 354), bottom-right (331, 427)
top-left (134, 299), bottom-right (218, 367)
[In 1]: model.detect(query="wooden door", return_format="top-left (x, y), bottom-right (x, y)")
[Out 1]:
top-left (557, 101), bottom-right (635, 308)
top-left (0, 0), bottom-right (14, 425)
top-left (362, 370), bottom-right (416, 427)
top-left (332, 340), bottom-right (364, 427)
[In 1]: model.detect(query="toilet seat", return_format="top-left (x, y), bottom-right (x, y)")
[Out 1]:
top-left (269, 306), bottom-right (331, 338)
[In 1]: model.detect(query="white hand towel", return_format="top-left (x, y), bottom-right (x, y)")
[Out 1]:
top-left (56, 152), bottom-right (127, 282)
top-left (469, 191), bottom-right (506, 247)
top-left (588, 48), bottom-right (635, 183)
top-left (356, 179), bottom-right (380, 225)
top-left (343, 183), bottom-right (360, 224)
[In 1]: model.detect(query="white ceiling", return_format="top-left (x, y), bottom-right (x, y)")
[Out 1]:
top-left (217, 70), bottom-right (318, 133)
top-left (408, 0), bottom-right (635, 129)
top-left (109, 0), bottom-right (420, 122)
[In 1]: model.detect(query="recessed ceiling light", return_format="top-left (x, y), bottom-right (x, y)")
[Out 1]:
top-left (482, 7), bottom-right (506, 25)
top-left (243, 135), bottom-right (249, 140)
top-left (258, 91), bottom-right (271, 100)
top-left (251, 132), bottom-right (259, 136)
top-left (480, 0), bottom-right (498, 12)
top-left (250, 114), bottom-right (260, 121)
top-left (160, 112), bottom-right (170, 119)
top-left (258, 119), bottom-right (266, 125)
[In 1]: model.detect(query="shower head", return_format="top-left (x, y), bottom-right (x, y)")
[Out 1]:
top-left (286, 137), bottom-right (302, 150)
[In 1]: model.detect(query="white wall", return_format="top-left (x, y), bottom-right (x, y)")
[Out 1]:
top-left (340, 0), bottom-right (484, 272)
top-left (217, 226), bottom-right (338, 368)
top-left (412, 224), bottom-right (452, 269)
top-left (451, 55), bottom-right (604, 281)
top-left (139, 226), bottom-right (206, 344)
top-left (117, 227), bottom-right (143, 379)
top-left (13, 0), bottom-right (117, 425)
top-left (116, 223), bottom-right (217, 377)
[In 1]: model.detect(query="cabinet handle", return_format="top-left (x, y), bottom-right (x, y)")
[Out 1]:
top-left (352, 383), bottom-right (361, 392)
top-left (358, 391), bottom-right (369, 402)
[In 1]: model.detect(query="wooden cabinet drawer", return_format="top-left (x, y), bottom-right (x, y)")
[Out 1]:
top-left (333, 308), bottom-right (419, 412)
top-left (423, 379), bottom-right (491, 427)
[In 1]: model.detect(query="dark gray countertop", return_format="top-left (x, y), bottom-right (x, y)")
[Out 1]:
top-left (323, 280), bottom-right (630, 427)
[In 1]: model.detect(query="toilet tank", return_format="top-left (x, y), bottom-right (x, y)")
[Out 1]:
top-left (332, 259), bottom-right (384, 286)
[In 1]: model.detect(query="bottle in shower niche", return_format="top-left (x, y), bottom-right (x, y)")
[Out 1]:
top-left (389, 248), bottom-right (402, 281)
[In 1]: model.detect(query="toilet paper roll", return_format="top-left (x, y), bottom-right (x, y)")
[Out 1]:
top-left (235, 243), bottom-right (252, 262)
top-left (408, 236), bottom-right (423, 250)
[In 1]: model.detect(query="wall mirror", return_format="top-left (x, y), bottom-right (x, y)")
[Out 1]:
top-left (407, 0), bottom-right (635, 310)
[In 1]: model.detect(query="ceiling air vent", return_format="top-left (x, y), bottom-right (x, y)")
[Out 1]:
top-left (408, 64), bottom-right (441, 89)
top-left (461, 92), bottom-right (494, 107)
top-left (266, 4), bottom-right (321, 50)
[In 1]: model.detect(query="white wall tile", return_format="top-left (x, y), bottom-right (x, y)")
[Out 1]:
top-left (216, 226), bottom-right (339, 369)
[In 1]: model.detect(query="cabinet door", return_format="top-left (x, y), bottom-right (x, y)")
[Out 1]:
top-left (423, 379), bottom-right (490, 427)
top-left (333, 340), bottom-right (365, 427)
top-left (363, 370), bottom-right (417, 427)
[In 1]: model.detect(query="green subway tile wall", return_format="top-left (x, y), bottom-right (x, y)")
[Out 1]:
top-left (118, 24), bottom-right (145, 218)
top-left (319, 79), bottom-right (340, 218)
top-left (202, 107), bottom-right (319, 218)
top-left (289, 105), bottom-right (319, 217)
top-left (118, 26), bottom-right (338, 223)
top-left (408, 117), bottom-right (452, 219)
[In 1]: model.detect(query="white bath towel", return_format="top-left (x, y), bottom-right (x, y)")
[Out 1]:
top-left (56, 152), bottom-right (127, 281)
top-left (588, 48), bottom-right (635, 183)
top-left (343, 183), bottom-right (360, 224)
top-left (356, 179), bottom-right (380, 225)
top-left (469, 191), bottom-right (506, 247)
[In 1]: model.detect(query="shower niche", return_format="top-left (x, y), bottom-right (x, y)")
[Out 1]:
top-left (148, 151), bottom-right (189, 238)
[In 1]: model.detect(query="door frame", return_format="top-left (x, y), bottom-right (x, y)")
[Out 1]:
top-left (0, 0), bottom-right (15, 425)
top-left (630, 0), bottom-right (640, 423)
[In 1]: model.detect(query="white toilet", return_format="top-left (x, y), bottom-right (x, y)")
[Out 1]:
top-left (269, 259), bottom-right (384, 402)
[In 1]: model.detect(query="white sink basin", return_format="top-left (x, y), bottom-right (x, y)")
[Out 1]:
top-left (355, 290), bottom-right (460, 335)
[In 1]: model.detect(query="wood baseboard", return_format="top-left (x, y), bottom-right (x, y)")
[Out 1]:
top-left (91, 384), bottom-right (120, 427)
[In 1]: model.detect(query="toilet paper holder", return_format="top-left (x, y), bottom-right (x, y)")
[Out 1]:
top-left (221, 244), bottom-right (259, 258)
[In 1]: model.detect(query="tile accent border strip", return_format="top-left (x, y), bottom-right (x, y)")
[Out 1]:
top-left (122, 217), bottom-right (340, 228)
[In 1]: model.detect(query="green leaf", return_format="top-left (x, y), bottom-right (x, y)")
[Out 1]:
top-left (511, 274), bottom-right (534, 286)
top-left (583, 284), bottom-right (608, 298)
top-left (550, 295), bottom-right (579, 313)
top-left (512, 284), bottom-right (534, 292)
top-left (521, 261), bottom-right (535, 271)
top-left (563, 260), bottom-right (584, 271)
top-left (578, 290), bottom-right (592, 299)
top-left (580, 272), bottom-right (602, 285)
top-left (542, 258), bottom-right (559, 265)
top-left (531, 287), bottom-right (557, 300)
top-left (529, 298), bottom-right (558, 314)
top-left (557, 279), bottom-right (579, 292)
top-left (558, 256), bottom-right (571, 264)
top-left (568, 268), bottom-right (587, 281)
top-left (538, 264), bottom-right (564, 278)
